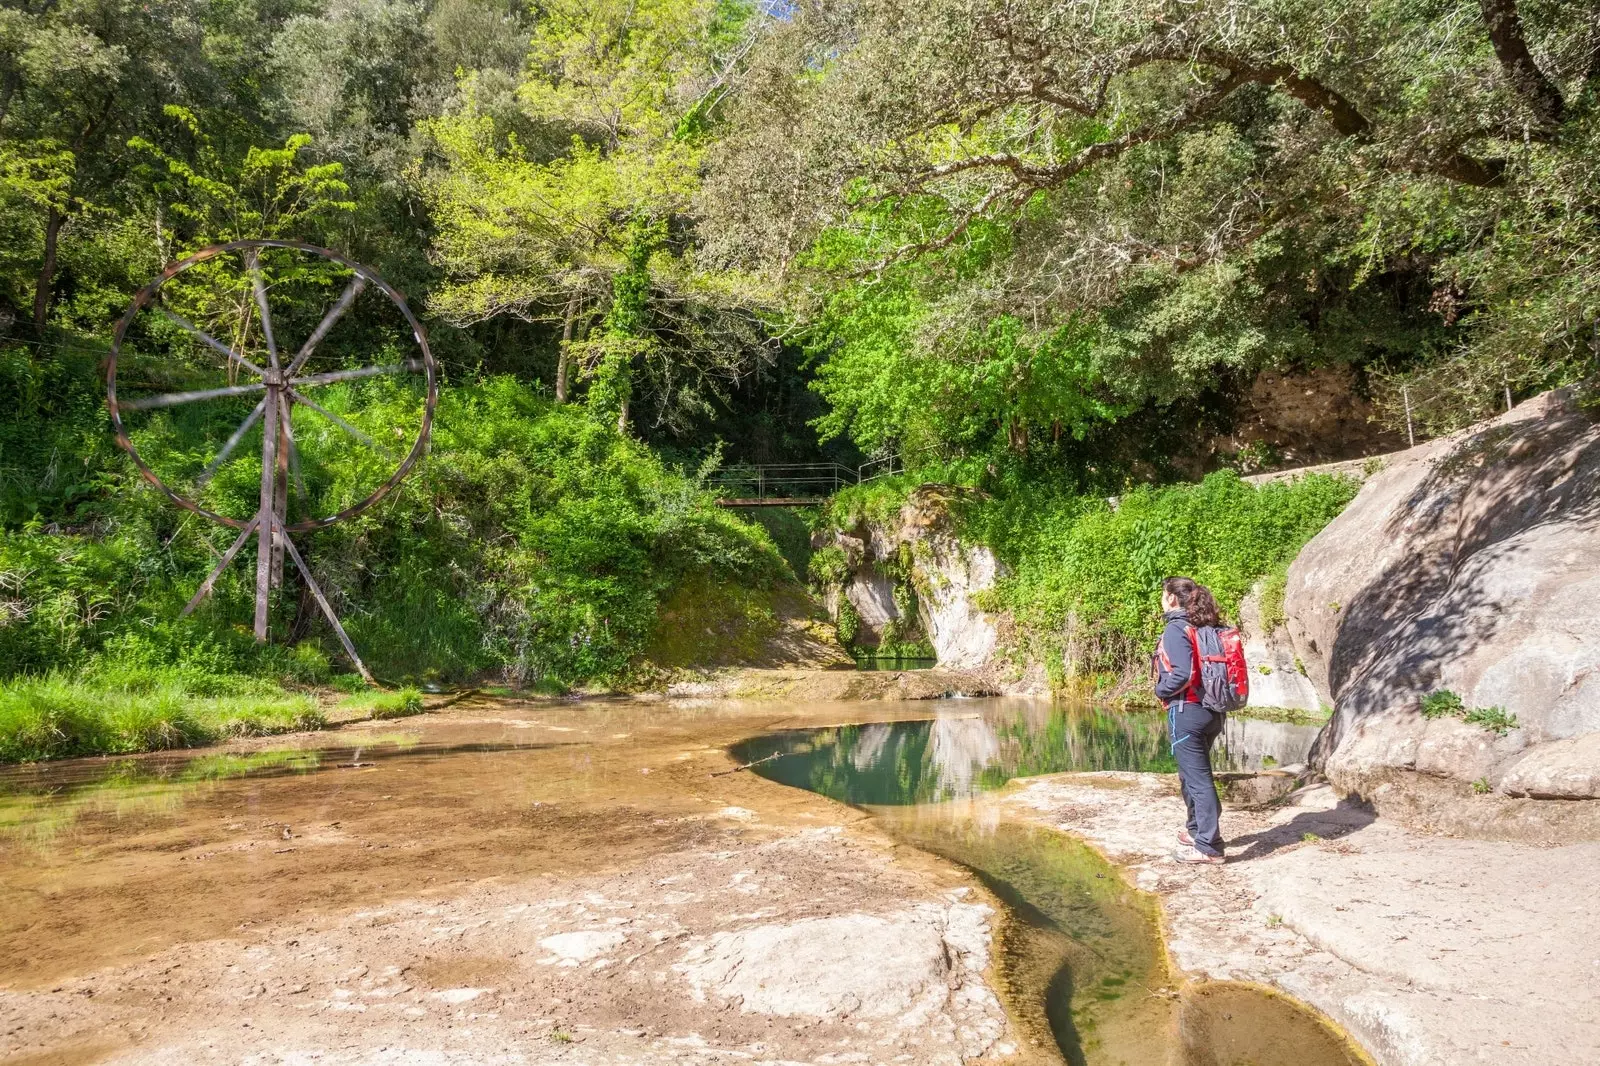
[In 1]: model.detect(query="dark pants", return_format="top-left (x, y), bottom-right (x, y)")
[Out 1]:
top-left (1168, 701), bottom-right (1225, 856)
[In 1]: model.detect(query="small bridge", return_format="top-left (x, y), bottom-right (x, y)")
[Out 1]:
top-left (712, 458), bottom-right (901, 507)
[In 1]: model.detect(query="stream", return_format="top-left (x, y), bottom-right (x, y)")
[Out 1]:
top-left (731, 705), bottom-right (1362, 1066)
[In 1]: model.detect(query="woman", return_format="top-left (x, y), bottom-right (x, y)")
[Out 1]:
top-left (1153, 576), bottom-right (1227, 865)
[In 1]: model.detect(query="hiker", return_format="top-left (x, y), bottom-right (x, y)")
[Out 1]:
top-left (1153, 577), bottom-right (1231, 865)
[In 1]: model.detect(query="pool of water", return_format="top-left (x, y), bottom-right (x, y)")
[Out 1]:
top-left (733, 705), bottom-right (1359, 1066)
top-left (729, 704), bottom-right (1321, 807)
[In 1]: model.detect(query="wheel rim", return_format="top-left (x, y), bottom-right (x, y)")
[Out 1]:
top-left (106, 239), bottom-right (438, 533)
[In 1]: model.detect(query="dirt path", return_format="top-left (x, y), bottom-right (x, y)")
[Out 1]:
top-left (1005, 773), bottom-right (1600, 1066)
top-left (0, 698), bottom-right (1023, 1065)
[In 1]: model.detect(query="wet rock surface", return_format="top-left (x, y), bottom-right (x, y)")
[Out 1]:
top-left (0, 700), bottom-right (1018, 1065)
top-left (1008, 772), bottom-right (1600, 1066)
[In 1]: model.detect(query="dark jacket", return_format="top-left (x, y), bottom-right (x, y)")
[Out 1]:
top-left (1153, 609), bottom-right (1200, 707)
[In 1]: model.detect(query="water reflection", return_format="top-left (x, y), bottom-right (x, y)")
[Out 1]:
top-left (733, 705), bottom-right (1321, 808)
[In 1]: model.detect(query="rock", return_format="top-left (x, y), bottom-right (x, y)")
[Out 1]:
top-left (1499, 733), bottom-right (1600, 799)
top-left (673, 904), bottom-right (994, 1022)
top-left (1237, 584), bottom-right (1322, 715)
top-left (895, 490), bottom-right (1002, 669)
top-left (1285, 387), bottom-right (1600, 820)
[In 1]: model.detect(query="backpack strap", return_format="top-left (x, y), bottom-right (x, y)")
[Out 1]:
top-left (1181, 624), bottom-right (1204, 705)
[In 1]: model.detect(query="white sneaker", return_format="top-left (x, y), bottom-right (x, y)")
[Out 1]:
top-left (1172, 845), bottom-right (1225, 866)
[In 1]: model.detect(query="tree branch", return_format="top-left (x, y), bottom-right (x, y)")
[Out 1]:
top-left (1479, 0), bottom-right (1566, 129)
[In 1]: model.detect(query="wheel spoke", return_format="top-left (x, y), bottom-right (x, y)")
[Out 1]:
top-left (286, 276), bottom-right (367, 377)
top-left (280, 398), bottom-right (310, 504)
top-left (275, 512), bottom-right (374, 684)
top-left (160, 307), bottom-right (270, 379)
top-left (119, 381), bottom-right (267, 411)
top-left (194, 397), bottom-right (267, 490)
top-left (247, 250), bottom-right (281, 370)
top-left (181, 516), bottom-right (260, 616)
top-left (292, 360), bottom-right (426, 388)
top-left (286, 387), bottom-right (396, 459)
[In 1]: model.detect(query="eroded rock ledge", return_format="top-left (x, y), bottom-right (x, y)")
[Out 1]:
top-left (1007, 772), bottom-right (1600, 1066)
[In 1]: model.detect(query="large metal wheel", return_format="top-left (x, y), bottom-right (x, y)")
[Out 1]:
top-left (106, 240), bottom-right (438, 677)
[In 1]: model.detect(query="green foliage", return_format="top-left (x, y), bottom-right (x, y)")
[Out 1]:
top-left (1463, 706), bottom-right (1520, 736)
top-left (969, 471), bottom-right (1359, 674)
top-left (1258, 564), bottom-right (1290, 634)
top-left (1420, 690), bottom-right (1466, 719)
top-left (834, 597), bottom-right (860, 647)
top-left (345, 687), bottom-right (425, 720)
top-left (806, 545), bottom-right (850, 587)
top-left (1419, 690), bottom-right (1519, 735)
top-left (1472, 777), bottom-right (1493, 795)
top-left (2, 369), bottom-right (788, 692)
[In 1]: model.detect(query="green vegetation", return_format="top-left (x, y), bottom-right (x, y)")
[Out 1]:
top-left (1464, 706), bottom-right (1520, 737)
top-left (0, 673), bottom-right (322, 764)
top-left (4, 0), bottom-right (1597, 760)
top-left (1420, 690), bottom-right (1520, 736)
top-left (1421, 690), bottom-right (1467, 719)
top-left (340, 688), bottom-right (426, 721)
top-left (975, 472), bottom-right (1360, 681)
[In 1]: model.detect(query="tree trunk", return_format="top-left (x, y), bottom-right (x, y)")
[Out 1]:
top-left (617, 397), bottom-right (629, 434)
top-left (32, 205), bottom-right (63, 334)
top-left (555, 290), bottom-right (579, 403)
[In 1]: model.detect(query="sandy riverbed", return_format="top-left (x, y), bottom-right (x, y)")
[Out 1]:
top-left (3, 693), bottom-right (1592, 1065)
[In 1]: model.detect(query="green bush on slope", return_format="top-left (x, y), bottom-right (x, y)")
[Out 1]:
top-left (1, 361), bottom-right (788, 696)
top-left (822, 470), bottom-right (1358, 683)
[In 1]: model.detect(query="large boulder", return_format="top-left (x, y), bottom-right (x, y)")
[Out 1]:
top-left (1286, 388), bottom-right (1600, 834)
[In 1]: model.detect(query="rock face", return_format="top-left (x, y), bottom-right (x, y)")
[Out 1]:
top-left (1237, 585), bottom-right (1323, 714)
top-left (823, 486), bottom-right (1004, 669)
top-left (1286, 388), bottom-right (1600, 819)
top-left (896, 490), bottom-right (1002, 669)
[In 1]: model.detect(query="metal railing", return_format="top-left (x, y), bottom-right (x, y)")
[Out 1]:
top-left (710, 457), bottom-right (904, 503)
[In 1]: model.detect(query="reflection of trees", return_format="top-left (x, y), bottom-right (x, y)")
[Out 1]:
top-left (739, 707), bottom-right (1182, 806)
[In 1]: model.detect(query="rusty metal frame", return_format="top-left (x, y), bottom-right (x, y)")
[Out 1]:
top-left (106, 240), bottom-right (437, 678)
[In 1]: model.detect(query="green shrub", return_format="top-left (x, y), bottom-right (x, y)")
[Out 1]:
top-left (807, 544), bottom-right (851, 587)
top-left (1420, 690), bottom-right (1465, 718)
top-left (835, 598), bottom-right (860, 646)
top-left (1420, 690), bottom-right (1519, 736)
top-left (1463, 705), bottom-right (1519, 736)
top-left (966, 470), bottom-right (1360, 676)
top-left (1, 374), bottom-right (789, 692)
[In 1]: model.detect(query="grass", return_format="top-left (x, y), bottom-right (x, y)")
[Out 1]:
top-left (0, 673), bottom-right (323, 764)
top-left (337, 687), bottom-right (426, 720)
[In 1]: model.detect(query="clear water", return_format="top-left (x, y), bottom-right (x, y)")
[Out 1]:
top-left (729, 704), bottom-right (1320, 807)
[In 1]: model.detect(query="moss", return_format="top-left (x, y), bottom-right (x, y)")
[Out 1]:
top-left (1230, 704), bottom-right (1327, 725)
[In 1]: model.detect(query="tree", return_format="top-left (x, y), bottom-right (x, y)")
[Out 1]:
top-left (708, 0), bottom-right (1600, 444)
top-left (419, 0), bottom-right (773, 432)
top-left (0, 0), bottom-right (265, 332)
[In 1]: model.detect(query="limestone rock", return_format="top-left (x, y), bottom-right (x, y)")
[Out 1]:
top-left (673, 902), bottom-right (1002, 1053)
top-left (1285, 388), bottom-right (1600, 810)
top-left (1237, 584), bottom-right (1322, 714)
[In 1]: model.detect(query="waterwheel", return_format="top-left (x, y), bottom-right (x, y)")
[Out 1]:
top-left (106, 239), bottom-right (439, 681)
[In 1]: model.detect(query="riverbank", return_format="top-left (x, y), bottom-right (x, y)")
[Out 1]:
top-left (0, 697), bottom-right (1024, 1065)
top-left (1005, 772), bottom-right (1600, 1066)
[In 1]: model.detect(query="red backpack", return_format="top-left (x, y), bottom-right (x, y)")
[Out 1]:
top-left (1160, 624), bottom-right (1250, 713)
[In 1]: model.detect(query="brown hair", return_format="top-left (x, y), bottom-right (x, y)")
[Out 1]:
top-left (1162, 576), bottom-right (1223, 627)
